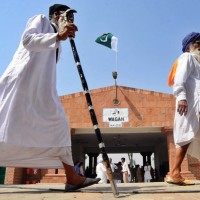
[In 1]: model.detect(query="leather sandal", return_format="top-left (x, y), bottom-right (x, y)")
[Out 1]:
top-left (166, 176), bottom-right (195, 186)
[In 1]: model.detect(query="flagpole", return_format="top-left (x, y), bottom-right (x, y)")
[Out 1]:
top-left (116, 50), bottom-right (118, 101)
top-left (112, 48), bottom-right (119, 105)
top-left (116, 50), bottom-right (118, 72)
top-left (115, 50), bottom-right (119, 104)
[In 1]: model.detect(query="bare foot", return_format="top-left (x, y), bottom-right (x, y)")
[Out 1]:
top-left (170, 173), bottom-right (185, 181)
top-left (62, 163), bottom-right (86, 185)
top-left (67, 173), bottom-right (86, 185)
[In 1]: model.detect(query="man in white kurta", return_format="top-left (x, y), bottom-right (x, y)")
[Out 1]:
top-left (96, 157), bottom-right (107, 184)
top-left (167, 32), bottom-right (200, 185)
top-left (121, 157), bottom-right (130, 183)
top-left (0, 4), bottom-right (100, 190)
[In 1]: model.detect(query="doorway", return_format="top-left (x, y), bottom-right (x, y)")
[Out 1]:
top-left (0, 167), bottom-right (6, 184)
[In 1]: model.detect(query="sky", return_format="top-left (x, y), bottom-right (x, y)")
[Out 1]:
top-left (1, 0), bottom-right (200, 96)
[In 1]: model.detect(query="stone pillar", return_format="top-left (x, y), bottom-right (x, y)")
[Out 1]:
top-left (141, 153), bottom-right (146, 166)
top-left (140, 152), bottom-right (152, 166)
top-left (162, 127), bottom-right (196, 180)
top-left (162, 128), bottom-right (175, 172)
top-left (87, 153), bottom-right (99, 177)
top-left (93, 154), bottom-right (98, 172)
top-left (4, 168), bottom-right (16, 184)
top-left (88, 153), bottom-right (93, 174)
top-left (5, 167), bottom-right (25, 184)
top-left (147, 152), bottom-right (152, 165)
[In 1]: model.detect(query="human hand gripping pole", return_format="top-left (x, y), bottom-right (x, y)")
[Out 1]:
top-left (57, 23), bottom-right (77, 40)
top-left (63, 9), bottom-right (119, 197)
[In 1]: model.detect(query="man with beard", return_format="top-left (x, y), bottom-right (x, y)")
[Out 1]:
top-left (0, 4), bottom-right (100, 191)
top-left (167, 32), bottom-right (200, 186)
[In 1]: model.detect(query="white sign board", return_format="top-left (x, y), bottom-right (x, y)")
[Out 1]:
top-left (103, 108), bottom-right (129, 125)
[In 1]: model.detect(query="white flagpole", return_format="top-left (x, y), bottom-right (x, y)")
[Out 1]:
top-left (116, 50), bottom-right (118, 72)
top-left (112, 48), bottom-right (119, 105)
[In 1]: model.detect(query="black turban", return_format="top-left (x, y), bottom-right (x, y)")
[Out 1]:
top-left (49, 4), bottom-right (70, 16)
top-left (49, 4), bottom-right (76, 19)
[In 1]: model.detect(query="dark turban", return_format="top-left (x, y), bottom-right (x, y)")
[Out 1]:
top-left (49, 4), bottom-right (69, 15)
top-left (49, 4), bottom-right (76, 19)
top-left (182, 32), bottom-right (200, 52)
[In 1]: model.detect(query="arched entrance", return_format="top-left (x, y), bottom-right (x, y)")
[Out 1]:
top-left (71, 127), bottom-right (169, 181)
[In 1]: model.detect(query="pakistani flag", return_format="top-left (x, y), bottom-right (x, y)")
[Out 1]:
top-left (95, 33), bottom-right (118, 52)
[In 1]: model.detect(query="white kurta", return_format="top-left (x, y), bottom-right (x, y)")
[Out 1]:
top-left (0, 15), bottom-right (72, 168)
top-left (96, 162), bottom-right (107, 184)
top-left (121, 161), bottom-right (130, 183)
top-left (173, 52), bottom-right (200, 160)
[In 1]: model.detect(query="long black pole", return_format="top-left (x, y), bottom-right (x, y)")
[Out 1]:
top-left (68, 36), bottom-right (119, 196)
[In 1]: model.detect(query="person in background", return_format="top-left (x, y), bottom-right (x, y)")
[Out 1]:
top-left (129, 164), bottom-right (135, 182)
top-left (109, 158), bottom-right (118, 183)
top-left (79, 162), bottom-right (84, 176)
top-left (144, 162), bottom-right (152, 182)
top-left (0, 3), bottom-right (100, 191)
top-left (121, 157), bottom-right (130, 183)
top-left (135, 165), bottom-right (143, 182)
top-left (96, 157), bottom-right (107, 184)
top-left (109, 158), bottom-right (118, 172)
top-left (74, 161), bottom-right (81, 175)
top-left (114, 161), bottom-right (123, 183)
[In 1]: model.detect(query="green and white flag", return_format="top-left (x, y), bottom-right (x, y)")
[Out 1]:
top-left (95, 33), bottom-right (118, 52)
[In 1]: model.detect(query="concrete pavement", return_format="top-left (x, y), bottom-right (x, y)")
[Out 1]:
top-left (1, 181), bottom-right (200, 200)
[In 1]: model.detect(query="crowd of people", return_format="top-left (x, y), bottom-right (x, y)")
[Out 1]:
top-left (75, 157), bottom-right (155, 184)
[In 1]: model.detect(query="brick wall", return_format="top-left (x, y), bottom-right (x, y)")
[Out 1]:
top-left (5, 168), bottom-right (25, 184)
top-left (188, 155), bottom-right (200, 179)
top-left (60, 85), bottom-right (175, 128)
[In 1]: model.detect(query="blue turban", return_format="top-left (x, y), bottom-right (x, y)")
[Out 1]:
top-left (182, 32), bottom-right (200, 52)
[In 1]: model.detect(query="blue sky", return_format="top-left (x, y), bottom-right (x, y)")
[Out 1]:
top-left (1, 0), bottom-right (200, 96)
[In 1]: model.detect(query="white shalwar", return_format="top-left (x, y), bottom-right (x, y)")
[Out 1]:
top-left (0, 15), bottom-right (73, 168)
top-left (173, 52), bottom-right (200, 160)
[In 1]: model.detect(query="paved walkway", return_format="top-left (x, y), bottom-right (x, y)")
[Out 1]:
top-left (1, 181), bottom-right (200, 200)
